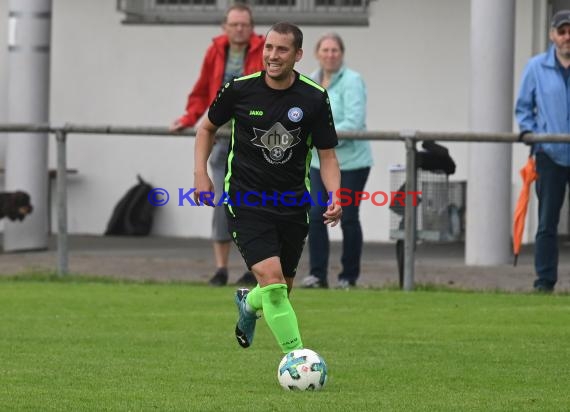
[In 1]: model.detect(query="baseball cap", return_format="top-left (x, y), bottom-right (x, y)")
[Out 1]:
top-left (551, 10), bottom-right (570, 28)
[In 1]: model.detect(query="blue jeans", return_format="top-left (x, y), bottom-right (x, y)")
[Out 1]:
top-left (534, 152), bottom-right (570, 289)
top-left (308, 166), bottom-right (370, 286)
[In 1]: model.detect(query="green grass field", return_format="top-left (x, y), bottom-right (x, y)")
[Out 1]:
top-left (0, 277), bottom-right (568, 411)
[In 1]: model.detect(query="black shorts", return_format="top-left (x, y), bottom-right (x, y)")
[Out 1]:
top-left (225, 206), bottom-right (308, 277)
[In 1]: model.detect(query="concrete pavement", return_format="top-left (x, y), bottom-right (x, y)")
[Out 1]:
top-left (1, 235), bottom-right (569, 292)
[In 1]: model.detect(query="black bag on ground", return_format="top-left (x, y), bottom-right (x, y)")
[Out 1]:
top-left (105, 175), bottom-right (155, 236)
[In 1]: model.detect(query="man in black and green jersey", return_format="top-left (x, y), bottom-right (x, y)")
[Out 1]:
top-left (193, 22), bottom-right (342, 354)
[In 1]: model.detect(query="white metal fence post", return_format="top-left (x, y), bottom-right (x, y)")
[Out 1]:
top-left (55, 129), bottom-right (68, 275)
top-left (403, 135), bottom-right (417, 291)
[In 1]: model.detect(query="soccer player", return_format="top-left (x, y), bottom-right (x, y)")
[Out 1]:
top-left (193, 22), bottom-right (342, 353)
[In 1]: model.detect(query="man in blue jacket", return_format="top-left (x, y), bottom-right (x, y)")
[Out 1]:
top-left (515, 10), bottom-right (570, 292)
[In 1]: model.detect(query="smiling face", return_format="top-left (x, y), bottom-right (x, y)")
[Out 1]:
top-left (315, 37), bottom-right (344, 74)
top-left (263, 30), bottom-right (303, 88)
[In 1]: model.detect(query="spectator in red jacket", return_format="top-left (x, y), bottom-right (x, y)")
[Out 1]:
top-left (171, 4), bottom-right (264, 286)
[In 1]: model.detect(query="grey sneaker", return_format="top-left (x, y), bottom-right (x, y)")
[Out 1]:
top-left (336, 279), bottom-right (352, 290)
top-left (234, 288), bottom-right (258, 348)
top-left (301, 275), bottom-right (328, 289)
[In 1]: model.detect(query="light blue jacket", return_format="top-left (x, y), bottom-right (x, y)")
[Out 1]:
top-left (515, 44), bottom-right (570, 166)
top-left (310, 66), bottom-right (374, 170)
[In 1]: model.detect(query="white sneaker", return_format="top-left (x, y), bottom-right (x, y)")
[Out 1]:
top-left (301, 275), bottom-right (328, 288)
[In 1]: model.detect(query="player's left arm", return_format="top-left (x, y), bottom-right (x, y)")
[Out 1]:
top-left (193, 80), bottom-right (236, 205)
top-left (317, 148), bottom-right (342, 227)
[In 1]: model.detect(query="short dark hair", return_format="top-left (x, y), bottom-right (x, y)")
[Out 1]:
top-left (267, 22), bottom-right (303, 50)
top-left (224, 3), bottom-right (254, 25)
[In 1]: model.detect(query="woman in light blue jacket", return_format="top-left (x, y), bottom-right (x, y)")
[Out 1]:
top-left (302, 33), bottom-right (373, 289)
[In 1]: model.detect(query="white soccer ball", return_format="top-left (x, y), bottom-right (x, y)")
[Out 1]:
top-left (277, 348), bottom-right (328, 391)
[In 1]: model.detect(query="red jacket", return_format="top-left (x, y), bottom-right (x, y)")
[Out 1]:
top-left (176, 33), bottom-right (265, 128)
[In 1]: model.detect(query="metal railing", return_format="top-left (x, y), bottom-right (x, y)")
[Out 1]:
top-left (2, 123), bottom-right (570, 290)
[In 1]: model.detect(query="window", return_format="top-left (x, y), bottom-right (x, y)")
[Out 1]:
top-left (117, 0), bottom-right (372, 26)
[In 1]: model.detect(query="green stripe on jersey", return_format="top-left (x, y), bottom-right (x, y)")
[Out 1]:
top-left (235, 71), bottom-right (263, 82)
top-left (299, 74), bottom-right (325, 92)
top-left (305, 134), bottom-right (313, 193)
top-left (224, 118), bottom-right (236, 217)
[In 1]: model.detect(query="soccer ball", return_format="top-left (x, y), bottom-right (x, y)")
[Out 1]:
top-left (277, 348), bottom-right (328, 391)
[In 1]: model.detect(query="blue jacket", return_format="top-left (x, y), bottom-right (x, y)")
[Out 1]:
top-left (310, 66), bottom-right (374, 170)
top-left (515, 44), bottom-right (570, 166)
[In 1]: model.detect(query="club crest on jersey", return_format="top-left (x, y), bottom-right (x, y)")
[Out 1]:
top-left (251, 122), bottom-right (301, 164)
top-left (287, 107), bottom-right (303, 123)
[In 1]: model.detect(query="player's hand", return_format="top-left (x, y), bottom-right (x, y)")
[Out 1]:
top-left (193, 172), bottom-right (215, 206)
top-left (323, 201), bottom-right (342, 227)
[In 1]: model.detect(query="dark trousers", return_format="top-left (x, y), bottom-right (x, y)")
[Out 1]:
top-left (534, 152), bottom-right (570, 289)
top-left (308, 166), bottom-right (370, 285)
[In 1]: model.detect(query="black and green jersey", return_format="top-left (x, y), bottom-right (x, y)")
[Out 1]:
top-left (208, 70), bottom-right (338, 215)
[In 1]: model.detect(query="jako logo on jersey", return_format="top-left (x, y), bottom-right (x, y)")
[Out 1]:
top-left (251, 122), bottom-right (301, 164)
top-left (287, 107), bottom-right (303, 123)
top-left (249, 110), bottom-right (264, 116)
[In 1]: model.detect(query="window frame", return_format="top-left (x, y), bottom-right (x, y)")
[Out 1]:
top-left (117, 0), bottom-right (372, 26)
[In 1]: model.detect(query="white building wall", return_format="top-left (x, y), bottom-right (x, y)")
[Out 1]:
top-left (0, 1), bottom-right (6, 128)
top-left (1, 0), bottom-right (552, 242)
top-left (0, 0), bottom-right (9, 232)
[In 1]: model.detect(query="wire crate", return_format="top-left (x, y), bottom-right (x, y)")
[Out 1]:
top-left (389, 165), bottom-right (466, 242)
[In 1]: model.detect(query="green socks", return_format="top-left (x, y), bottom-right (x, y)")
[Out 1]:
top-left (259, 283), bottom-right (303, 353)
top-left (245, 285), bottom-right (263, 311)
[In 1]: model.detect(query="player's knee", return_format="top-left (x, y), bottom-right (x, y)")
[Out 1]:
top-left (252, 258), bottom-right (285, 285)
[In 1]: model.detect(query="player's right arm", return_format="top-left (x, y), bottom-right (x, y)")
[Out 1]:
top-left (194, 80), bottom-right (236, 205)
top-left (193, 117), bottom-right (218, 206)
